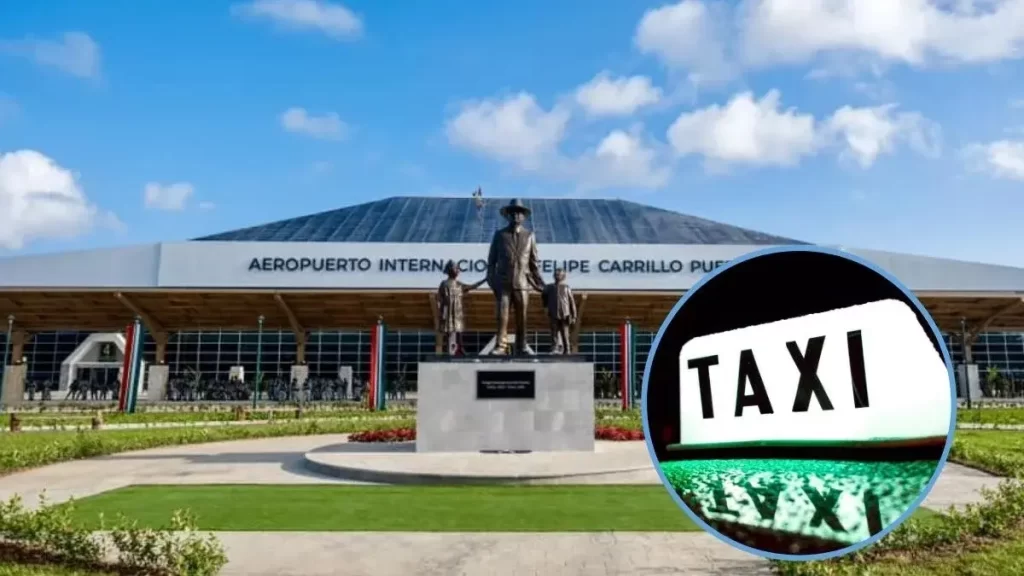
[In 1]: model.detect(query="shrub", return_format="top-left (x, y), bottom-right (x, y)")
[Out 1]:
top-left (772, 478), bottom-right (1024, 575)
top-left (106, 510), bottom-right (226, 576)
top-left (0, 494), bottom-right (227, 576)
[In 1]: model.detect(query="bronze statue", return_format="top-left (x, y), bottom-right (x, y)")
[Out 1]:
top-left (486, 199), bottom-right (546, 355)
top-left (542, 268), bottom-right (577, 354)
top-left (437, 260), bottom-right (486, 356)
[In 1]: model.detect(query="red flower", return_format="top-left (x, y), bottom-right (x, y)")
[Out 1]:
top-left (350, 428), bottom-right (417, 443)
top-left (350, 426), bottom-right (645, 443)
top-left (594, 426), bottom-right (644, 441)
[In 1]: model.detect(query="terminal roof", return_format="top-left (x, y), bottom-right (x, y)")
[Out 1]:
top-left (195, 196), bottom-right (806, 245)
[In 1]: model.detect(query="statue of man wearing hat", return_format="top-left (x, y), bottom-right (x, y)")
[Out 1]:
top-left (486, 199), bottom-right (546, 355)
top-left (437, 260), bottom-right (486, 356)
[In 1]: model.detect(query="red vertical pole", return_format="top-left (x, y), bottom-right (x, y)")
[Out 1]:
top-left (118, 324), bottom-right (135, 412)
top-left (619, 323), bottom-right (629, 411)
top-left (367, 325), bottom-right (378, 411)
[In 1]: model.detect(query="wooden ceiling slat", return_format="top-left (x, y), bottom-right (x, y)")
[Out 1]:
top-left (2, 290), bottom-right (1022, 333)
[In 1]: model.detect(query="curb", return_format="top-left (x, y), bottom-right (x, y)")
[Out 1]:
top-left (300, 451), bottom-right (655, 486)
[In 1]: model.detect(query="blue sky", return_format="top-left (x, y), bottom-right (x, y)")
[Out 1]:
top-left (1, 0), bottom-right (1023, 265)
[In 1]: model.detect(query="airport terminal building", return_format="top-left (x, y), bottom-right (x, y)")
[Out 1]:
top-left (2, 196), bottom-right (1024, 400)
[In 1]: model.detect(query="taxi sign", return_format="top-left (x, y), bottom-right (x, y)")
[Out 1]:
top-left (676, 299), bottom-right (950, 449)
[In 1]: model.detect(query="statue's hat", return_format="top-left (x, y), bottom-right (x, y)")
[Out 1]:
top-left (499, 198), bottom-right (531, 217)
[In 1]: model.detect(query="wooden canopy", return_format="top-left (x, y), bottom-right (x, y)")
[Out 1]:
top-left (1, 289), bottom-right (1023, 337)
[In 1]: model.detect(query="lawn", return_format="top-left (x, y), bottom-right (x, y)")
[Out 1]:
top-left (67, 485), bottom-right (700, 532)
top-left (1, 407), bottom-right (413, 430)
top-left (0, 418), bottom-right (413, 476)
top-left (951, 429), bottom-right (1024, 476)
top-left (0, 566), bottom-right (116, 576)
top-left (957, 406), bottom-right (1024, 426)
top-left (871, 537), bottom-right (1024, 576)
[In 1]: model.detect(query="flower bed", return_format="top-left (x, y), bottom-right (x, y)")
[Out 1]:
top-left (349, 428), bottom-right (416, 443)
top-left (595, 426), bottom-right (644, 441)
top-left (348, 426), bottom-right (645, 443)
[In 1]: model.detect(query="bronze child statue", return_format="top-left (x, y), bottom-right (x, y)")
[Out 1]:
top-left (542, 268), bottom-right (577, 354)
top-left (437, 260), bottom-right (486, 356)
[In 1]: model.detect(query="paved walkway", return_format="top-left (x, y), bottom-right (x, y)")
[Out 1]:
top-left (0, 437), bottom-right (1007, 575)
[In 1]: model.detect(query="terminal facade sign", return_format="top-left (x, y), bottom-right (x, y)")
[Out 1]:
top-left (245, 255), bottom-right (731, 276)
top-left (155, 242), bottom-right (770, 291)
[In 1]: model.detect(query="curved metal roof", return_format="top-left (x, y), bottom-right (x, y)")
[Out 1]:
top-left (195, 196), bottom-right (804, 245)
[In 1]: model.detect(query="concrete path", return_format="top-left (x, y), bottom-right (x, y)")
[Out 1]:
top-left (0, 436), bottom-right (1007, 576)
top-left (213, 532), bottom-right (772, 576)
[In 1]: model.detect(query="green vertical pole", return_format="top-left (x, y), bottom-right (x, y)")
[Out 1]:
top-left (1, 315), bottom-right (13, 403)
top-left (253, 315), bottom-right (265, 409)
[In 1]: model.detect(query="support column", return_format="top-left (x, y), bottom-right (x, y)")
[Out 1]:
top-left (290, 364), bottom-right (310, 402)
top-left (295, 335), bottom-right (307, 365)
top-left (1, 364), bottom-right (26, 407)
top-left (145, 332), bottom-right (169, 400)
top-left (153, 332), bottom-right (168, 365)
top-left (10, 331), bottom-right (28, 365)
top-left (960, 329), bottom-right (983, 402)
top-left (147, 364), bottom-right (169, 401)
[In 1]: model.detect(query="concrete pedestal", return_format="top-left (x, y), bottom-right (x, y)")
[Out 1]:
top-left (147, 365), bottom-right (169, 401)
top-left (417, 357), bottom-right (595, 453)
top-left (291, 365), bottom-right (310, 402)
top-left (1, 364), bottom-right (27, 408)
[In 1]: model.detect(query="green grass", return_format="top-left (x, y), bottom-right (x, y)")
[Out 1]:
top-left (0, 565), bottom-right (115, 576)
top-left (66, 484), bottom-right (940, 534)
top-left (957, 407), bottom-right (1024, 426)
top-left (0, 418), bottom-right (412, 476)
top-left (2, 407), bottom-right (413, 429)
top-left (67, 484), bottom-right (700, 532)
top-left (951, 429), bottom-right (1024, 477)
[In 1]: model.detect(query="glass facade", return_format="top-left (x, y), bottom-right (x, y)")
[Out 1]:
top-left (5, 329), bottom-right (1024, 398)
top-left (7, 329), bottom-right (653, 397)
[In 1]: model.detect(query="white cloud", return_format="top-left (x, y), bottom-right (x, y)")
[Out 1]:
top-left (572, 130), bottom-right (672, 191)
top-left (667, 90), bottom-right (819, 166)
top-left (574, 72), bottom-right (663, 117)
top-left (232, 0), bottom-right (363, 40)
top-left (963, 140), bottom-right (1024, 180)
top-left (825, 104), bottom-right (941, 168)
top-left (198, 201), bottom-right (216, 211)
top-left (635, 0), bottom-right (736, 84)
top-left (280, 107), bottom-right (347, 140)
top-left (741, 0), bottom-right (1024, 67)
top-left (144, 182), bottom-right (194, 211)
top-left (636, 0), bottom-right (1024, 82)
top-left (666, 90), bottom-right (939, 168)
top-left (1, 32), bottom-right (101, 79)
top-left (446, 93), bottom-right (669, 191)
top-left (0, 150), bottom-right (109, 250)
top-left (446, 93), bottom-right (570, 171)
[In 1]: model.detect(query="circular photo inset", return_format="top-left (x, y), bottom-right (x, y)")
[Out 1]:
top-left (642, 246), bottom-right (956, 561)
